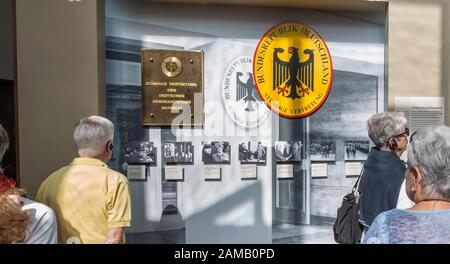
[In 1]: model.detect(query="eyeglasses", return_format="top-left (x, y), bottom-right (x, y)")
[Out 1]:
top-left (409, 131), bottom-right (418, 143)
top-left (392, 127), bottom-right (410, 139)
top-left (407, 131), bottom-right (419, 169)
top-left (409, 131), bottom-right (418, 158)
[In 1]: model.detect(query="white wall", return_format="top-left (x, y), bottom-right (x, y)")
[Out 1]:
top-left (0, 0), bottom-right (14, 80)
top-left (388, 0), bottom-right (443, 109)
top-left (388, 0), bottom-right (450, 126)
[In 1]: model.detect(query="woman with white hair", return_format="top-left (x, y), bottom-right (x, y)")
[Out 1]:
top-left (359, 112), bottom-right (409, 231)
top-left (363, 125), bottom-right (450, 243)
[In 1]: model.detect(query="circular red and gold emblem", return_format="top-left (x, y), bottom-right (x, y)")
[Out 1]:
top-left (253, 22), bottom-right (333, 118)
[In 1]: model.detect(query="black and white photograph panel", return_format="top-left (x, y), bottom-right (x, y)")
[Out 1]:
top-left (344, 140), bottom-right (370, 161)
top-left (274, 141), bottom-right (302, 162)
top-left (239, 142), bottom-right (267, 164)
top-left (202, 141), bottom-right (231, 164)
top-left (164, 142), bottom-right (194, 164)
top-left (310, 140), bottom-right (336, 161)
top-left (124, 142), bottom-right (156, 165)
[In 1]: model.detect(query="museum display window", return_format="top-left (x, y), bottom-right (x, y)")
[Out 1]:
top-left (106, 0), bottom-right (385, 243)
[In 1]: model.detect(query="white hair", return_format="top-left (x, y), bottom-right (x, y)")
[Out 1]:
top-left (73, 116), bottom-right (114, 156)
top-left (367, 112), bottom-right (408, 147)
top-left (407, 125), bottom-right (450, 199)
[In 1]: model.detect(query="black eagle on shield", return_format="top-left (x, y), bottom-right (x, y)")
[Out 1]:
top-left (236, 72), bottom-right (262, 112)
top-left (273, 47), bottom-right (314, 99)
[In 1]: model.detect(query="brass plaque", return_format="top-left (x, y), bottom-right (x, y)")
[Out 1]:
top-left (141, 49), bottom-right (204, 126)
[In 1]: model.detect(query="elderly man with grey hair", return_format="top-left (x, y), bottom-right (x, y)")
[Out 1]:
top-left (36, 116), bottom-right (131, 244)
top-left (363, 125), bottom-right (450, 243)
top-left (358, 112), bottom-right (409, 234)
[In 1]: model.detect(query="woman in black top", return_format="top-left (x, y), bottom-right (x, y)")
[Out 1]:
top-left (359, 112), bottom-right (409, 228)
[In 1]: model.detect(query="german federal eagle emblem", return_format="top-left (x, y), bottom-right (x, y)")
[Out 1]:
top-left (223, 56), bottom-right (270, 128)
top-left (253, 22), bottom-right (333, 118)
top-left (236, 72), bottom-right (262, 112)
top-left (273, 47), bottom-right (314, 99)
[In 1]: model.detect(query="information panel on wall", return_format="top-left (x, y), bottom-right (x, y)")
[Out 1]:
top-left (141, 49), bottom-right (204, 126)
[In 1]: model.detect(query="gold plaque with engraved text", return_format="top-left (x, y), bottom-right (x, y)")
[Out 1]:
top-left (142, 49), bottom-right (204, 126)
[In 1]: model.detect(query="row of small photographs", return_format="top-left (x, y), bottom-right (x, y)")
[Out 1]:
top-left (124, 141), bottom-right (302, 165)
top-left (124, 140), bottom-right (370, 165)
top-left (310, 140), bottom-right (370, 161)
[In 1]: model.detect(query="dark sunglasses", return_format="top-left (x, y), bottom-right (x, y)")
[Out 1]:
top-left (392, 127), bottom-right (410, 139)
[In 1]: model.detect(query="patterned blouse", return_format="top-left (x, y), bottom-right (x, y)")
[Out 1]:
top-left (363, 208), bottom-right (450, 244)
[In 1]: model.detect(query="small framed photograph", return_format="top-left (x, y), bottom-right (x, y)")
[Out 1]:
top-left (239, 142), bottom-right (267, 164)
top-left (344, 141), bottom-right (370, 161)
top-left (310, 140), bottom-right (336, 161)
top-left (274, 141), bottom-right (302, 163)
top-left (163, 142), bottom-right (194, 164)
top-left (124, 142), bottom-right (156, 165)
top-left (202, 141), bottom-right (231, 164)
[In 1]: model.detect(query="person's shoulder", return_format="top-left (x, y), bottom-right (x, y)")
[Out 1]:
top-left (373, 209), bottom-right (403, 224)
top-left (38, 165), bottom-right (70, 188)
top-left (104, 167), bottom-right (128, 183)
top-left (363, 210), bottom-right (395, 243)
top-left (21, 197), bottom-right (56, 221)
top-left (22, 197), bottom-right (52, 210)
top-left (46, 165), bottom-right (70, 178)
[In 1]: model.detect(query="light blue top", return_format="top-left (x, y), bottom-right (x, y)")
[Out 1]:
top-left (363, 208), bottom-right (450, 244)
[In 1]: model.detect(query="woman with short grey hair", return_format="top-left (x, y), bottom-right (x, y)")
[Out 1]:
top-left (364, 125), bottom-right (450, 243)
top-left (367, 112), bottom-right (408, 152)
top-left (359, 112), bottom-right (409, 234)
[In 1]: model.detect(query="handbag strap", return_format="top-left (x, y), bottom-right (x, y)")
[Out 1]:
top-left (352, 164), bottom-right (365, 195)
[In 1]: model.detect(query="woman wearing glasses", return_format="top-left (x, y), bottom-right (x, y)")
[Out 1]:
top-left (364, 125), bottom-right (450, 243)
top-left (359, 112), bottom-right (410, 233)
